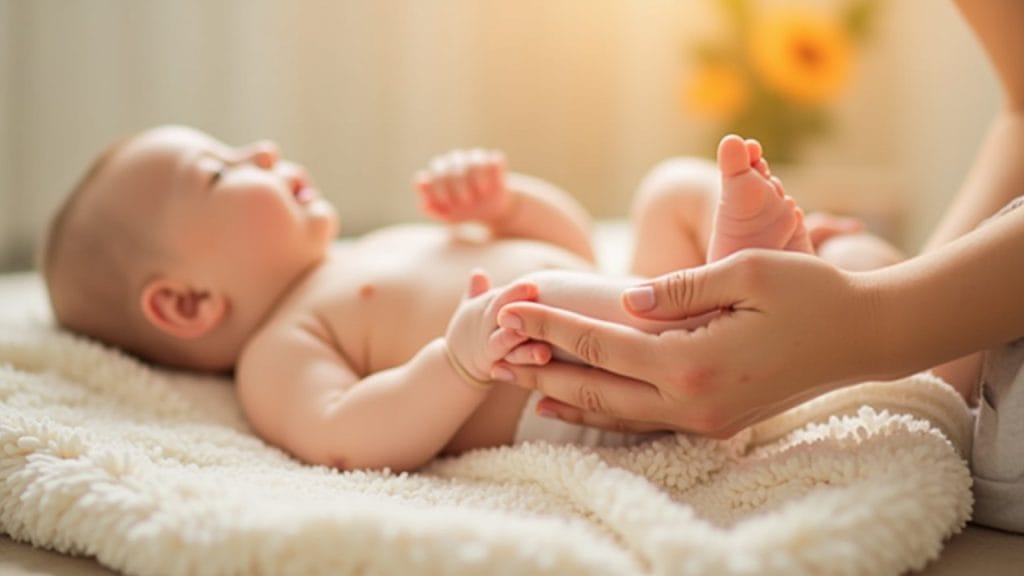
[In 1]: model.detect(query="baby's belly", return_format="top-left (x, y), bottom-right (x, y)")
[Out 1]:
top-left (356, 232), bottom-right (593, 370)
top-left (332, 228), bottom-right (592, 451)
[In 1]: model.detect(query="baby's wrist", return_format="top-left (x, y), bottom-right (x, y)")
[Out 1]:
top-left (441, 339), bottom-right (495, 391)
top-left (484, 192), bottom-right (521, 231)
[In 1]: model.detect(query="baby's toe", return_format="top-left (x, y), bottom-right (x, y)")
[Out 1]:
top-left (717, 135), bottom-right (751, 177)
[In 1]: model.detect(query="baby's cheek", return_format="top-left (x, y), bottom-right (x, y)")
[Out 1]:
top-left (222, 201), bottom-right (297, 265)
top-left (243, 197), bottom-right (298, 239)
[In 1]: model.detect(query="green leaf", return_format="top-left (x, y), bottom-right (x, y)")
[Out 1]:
top-left (844, 0), bottom-right (878, 42)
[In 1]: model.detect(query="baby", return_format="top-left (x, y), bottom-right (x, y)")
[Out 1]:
top-left (43, 125), bottom-right (823, 471)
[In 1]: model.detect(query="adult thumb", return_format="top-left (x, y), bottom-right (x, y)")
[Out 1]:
top-left (621, 259), bottom-right (741, 321)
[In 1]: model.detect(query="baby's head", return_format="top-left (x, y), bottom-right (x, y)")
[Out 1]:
top-left (42, 125), bottom-right (338, 371)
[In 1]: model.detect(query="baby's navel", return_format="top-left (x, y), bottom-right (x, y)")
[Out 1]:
top-left (358, 283), bottom-right (376, 299)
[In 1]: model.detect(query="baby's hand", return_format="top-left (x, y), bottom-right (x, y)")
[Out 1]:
top-left (444, 270), bottom-right (540, 386)
top-left (415, 149), bottom-right (511, 225)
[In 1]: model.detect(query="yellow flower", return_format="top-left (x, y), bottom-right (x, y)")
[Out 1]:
top-left (750, 9), bottom-right (853, 105)
top-left (684, 62), bottom-right (749, 120)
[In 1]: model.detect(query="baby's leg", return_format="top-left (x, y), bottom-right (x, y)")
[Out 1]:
top-left (708, 135), bottom-right (812, 261)
top-left (815, 232), bottom-right (903, 271)
top-left (628, 158), bottom-right (719, 277)
top-left (628, 135), bottom-right (815, 279)
top-left (520, 269), bottom-right (703, 344)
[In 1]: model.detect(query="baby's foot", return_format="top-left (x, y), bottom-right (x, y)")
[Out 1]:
top-left (707, 135), bottom-right (812, 262)
top-left (415, 149), bottom-right (510, 224)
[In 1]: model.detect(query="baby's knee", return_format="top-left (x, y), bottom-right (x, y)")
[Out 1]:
top-left (817, 233), bottom-right (904, 272)
top-left (631, 158), bottom-right (719, 219)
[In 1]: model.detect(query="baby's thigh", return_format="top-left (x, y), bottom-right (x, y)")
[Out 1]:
top-left (816, 233), bottom-right (904, 271)
top-left (629, 158), bottom-right (719, 276)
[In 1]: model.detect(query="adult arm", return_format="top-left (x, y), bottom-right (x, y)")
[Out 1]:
top-left (923, 0), bottom-right (1024, 249)
top-left (902, 0), bottom-right (1024, 383)
top-left (495, 205), bottom-right (1024, 435)
top-left (491, 0), bottom-right (1024, 436)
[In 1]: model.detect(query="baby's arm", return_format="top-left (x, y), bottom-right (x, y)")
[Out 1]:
top-left (235, 276), bottom-right (536, 472)
top-left (415, 149), bottom-right (594, 261)
top-left (237, 330), bottom-right (484, 471)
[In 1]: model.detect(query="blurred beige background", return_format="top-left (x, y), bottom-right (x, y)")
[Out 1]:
top-left (0, 0), bottom-right (999, 272)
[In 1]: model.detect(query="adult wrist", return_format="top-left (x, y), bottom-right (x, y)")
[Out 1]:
top-left (851, 267), bottom-right (935, 383)
top-left (846, 270), bottom-right (902, 382)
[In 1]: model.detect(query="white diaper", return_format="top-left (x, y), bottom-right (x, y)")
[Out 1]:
top-left (513, 391), bottom-right (653, 447)
top-left (971, 338), bottom-right (1024, 533)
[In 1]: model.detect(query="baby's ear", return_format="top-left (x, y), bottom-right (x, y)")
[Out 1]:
top-left (139, 277), bottom-right (228, 340)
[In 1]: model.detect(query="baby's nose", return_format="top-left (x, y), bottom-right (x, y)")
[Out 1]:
top-left (244, 140), bottom-right (280, 170)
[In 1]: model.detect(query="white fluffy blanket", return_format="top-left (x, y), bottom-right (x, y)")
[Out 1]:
top-left (0, 274), bottom-right (973, 575)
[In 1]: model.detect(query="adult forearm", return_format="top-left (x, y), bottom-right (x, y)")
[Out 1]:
top-left (924, 111), bottom-right (1024, 250)
top-left (954, 0), bottom-right (1024, 111)
top-left (928, 0), bottom-right (1024, 248)
top-left (871, 204), bottom-right (1024, 379)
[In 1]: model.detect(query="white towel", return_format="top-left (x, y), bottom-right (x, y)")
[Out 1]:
top-left (0, 285), bottom-right (973, 576)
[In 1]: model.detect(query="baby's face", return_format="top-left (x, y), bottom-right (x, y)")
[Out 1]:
top-left (99, 125), bottom-right (338, 297)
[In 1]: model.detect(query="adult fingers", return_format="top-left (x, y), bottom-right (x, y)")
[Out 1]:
top-left (537, 391), bottom-right (774, 438)
top-left (500, 341), bottom-right (552, 365)
top-left (533, 396), bottom-right (670, 434)
top-left (621, 257), bottom-right (746, 321)
top-left (497, 302), bottom-right (668, 384)
top-left (487, 327), bottom-right (530, 360)
top-left (493, 358), bottom-right (671, 425)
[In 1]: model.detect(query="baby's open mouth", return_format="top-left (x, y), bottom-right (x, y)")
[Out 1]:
top-left (291, 175), bottom-right (316, 204)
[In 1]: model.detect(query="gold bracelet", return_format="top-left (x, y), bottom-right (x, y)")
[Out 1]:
top-left (443, 341), bottom-right (494, 391)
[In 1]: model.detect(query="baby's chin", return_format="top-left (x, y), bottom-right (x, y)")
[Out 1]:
top-left (311, 201), bottom-right (340, 242)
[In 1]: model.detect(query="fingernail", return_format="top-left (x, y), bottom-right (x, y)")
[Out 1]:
top-left (491, 366), bottom-right (514, 382)
top-left (499, 313), bottom-right (523, 330)
top-left (624, 286), bottom-right (655, 311)
top-left (537, 406), bottom-right (558, 419)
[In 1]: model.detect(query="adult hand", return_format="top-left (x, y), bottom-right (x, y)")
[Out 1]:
top-left (494, 250), bottom-right (888, 437)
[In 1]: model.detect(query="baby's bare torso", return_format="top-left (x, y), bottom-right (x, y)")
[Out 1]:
top-left (250, 224), bottom-right (593, 453)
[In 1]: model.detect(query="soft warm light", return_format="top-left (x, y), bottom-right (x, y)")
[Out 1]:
top-left (685, 62), bottom-right (750, 120)
top-left (751, 9), bottom-right (853, 105)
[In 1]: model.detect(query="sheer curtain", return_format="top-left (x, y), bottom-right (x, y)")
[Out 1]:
top-left (1, 0), bottom-right (13, 269)
top-left (1, 0), bottom-right (696, 270)
top-left (0, 0), bottom-right (998, 272)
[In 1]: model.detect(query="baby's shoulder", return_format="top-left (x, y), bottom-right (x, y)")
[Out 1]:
top-left (240, 306), bottom-right (330, 367)
top-left (239, 263), bottom-right (362, 371)
top-left (236, 302), bottom-right (356, 399)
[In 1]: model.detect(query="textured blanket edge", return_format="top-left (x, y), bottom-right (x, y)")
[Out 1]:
top-left (1, 324), bottom-right (973, 576)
